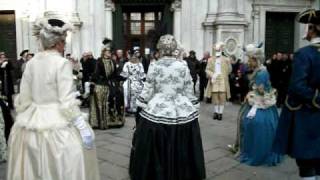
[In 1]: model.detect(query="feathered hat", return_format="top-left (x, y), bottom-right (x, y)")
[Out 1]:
top-left (102, 38), bottom-right (113, 51)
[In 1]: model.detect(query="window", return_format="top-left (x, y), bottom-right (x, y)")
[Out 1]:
top-left (122, 10), bottom-right (163, 54)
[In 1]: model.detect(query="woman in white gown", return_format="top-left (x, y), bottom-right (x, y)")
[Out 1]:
top-left (6, 18), bottom-right (100, 180)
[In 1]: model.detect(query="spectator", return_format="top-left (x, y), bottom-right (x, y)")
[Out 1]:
top-left (199, 51), bottom-right (210, 101)
top-left (12, 49), bottom-right (28, 93)
top-left (186, 50), bottom-right (200, 94)
top-left (81, 51), bottom-right (96, 93)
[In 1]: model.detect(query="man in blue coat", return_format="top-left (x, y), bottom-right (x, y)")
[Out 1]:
top-left (274, 9), bottom-right (320, 180)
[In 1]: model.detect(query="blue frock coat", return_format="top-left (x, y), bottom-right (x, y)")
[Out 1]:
top-left (274, 44), bottom-right (320, 159)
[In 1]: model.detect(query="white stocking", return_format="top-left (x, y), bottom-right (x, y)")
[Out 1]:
top-left (218, 105), bottom-right (224, 114)
top-left (214, 106), bottom-right (219, 113)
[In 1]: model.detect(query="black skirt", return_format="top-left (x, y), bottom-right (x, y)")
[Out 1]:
top-left (129, 117), bottom-right (206, 180)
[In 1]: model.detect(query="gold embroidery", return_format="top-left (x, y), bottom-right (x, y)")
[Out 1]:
top-left (312, 89), bottom-right (320, 109)
top-left (285, 96), bottom-right (302, 111)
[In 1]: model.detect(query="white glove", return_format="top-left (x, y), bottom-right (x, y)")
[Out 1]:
top-left (246, 105), bottom-right (258, 119)
top-left (73, 116), bottom-right (94, 149)
top-left (83, 82), bottom-right (91, 98)
top-left (1, 61), bottom-right (8, 68)
top-left (75, 91), bottom-right (81, 97)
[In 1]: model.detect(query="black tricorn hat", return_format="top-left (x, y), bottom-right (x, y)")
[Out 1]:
top-left (296, 9), bottom-right (320, 24)
top-left (48, 19), bottom-right (65, 27)
top-left (20, 49), bottom-right (29, 57)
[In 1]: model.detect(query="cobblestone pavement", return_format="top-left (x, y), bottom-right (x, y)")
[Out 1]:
top-left (0, 103), bottom-right (299, 180)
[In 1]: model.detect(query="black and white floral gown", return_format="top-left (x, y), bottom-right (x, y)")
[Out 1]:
top-left (121, 61), bottom-right (145, 113)
top-left (0, 105), bottom-right (6, 162)
top-left (130, 57), bottom-right (206, 180)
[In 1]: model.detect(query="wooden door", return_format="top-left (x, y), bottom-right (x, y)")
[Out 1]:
top-left (0, 11), bottom-right (17, 60)
top-left (265, 12), bottom-right (296, 59)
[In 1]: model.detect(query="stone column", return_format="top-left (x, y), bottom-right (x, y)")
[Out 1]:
top-left (211, 0), bottom-right (247, 58)
top-left (218, 0), bottom-right (237, 14)
top-left (171, 0), bottom-right (182, 43)
top-left (70, 13), bottom-right (83, 59)
top-left (105, 0), bottom-right (115, 40)
top-left (252, 7), bottom-right (260, 43)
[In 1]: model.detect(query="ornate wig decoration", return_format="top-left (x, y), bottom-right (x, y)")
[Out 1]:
top-left (102, 38), bottom-right (113, 51)
top-left (244, 43), bottom-right (265, 65)
top-left (33, 18), bottom-right (72, 50)
top-left (157, 34), bottom-right (178, 57)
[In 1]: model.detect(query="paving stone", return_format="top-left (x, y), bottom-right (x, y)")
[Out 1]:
top-left (206, 157), bottom-right (240, 176)
top-left (97, 148), bottom-right (129, 168)
top-left (0, 103), bottom-right (300, 179)
top-left (204, 148), bottom-right (227, 163)
top-left (99, 161), bottom-right (129, 180)
top-left (210, 168), bottom-right (253, 180)
top-left (100, 143), bottom-right (131, 157)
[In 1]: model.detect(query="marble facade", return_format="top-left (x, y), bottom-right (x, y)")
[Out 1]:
top-left (0, 0), bottom-right (318, 59)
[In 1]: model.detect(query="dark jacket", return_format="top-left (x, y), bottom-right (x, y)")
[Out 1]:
top-left (274, 45), bottom-right (320, 159)
top-left (92, 58), bottom-right (116, 86)
top-left (11, 58), bottom-right (24, 82)
top-left (199, 58), bottom-right (208, 80)
top-left (186, 57), bottom-right (200, 82)
top-left (81, 58), bottom-right (96, 82)
top-left (0, 61), bottom-right (14, 109)
top-left (115, 58), bottom-right (128, 82)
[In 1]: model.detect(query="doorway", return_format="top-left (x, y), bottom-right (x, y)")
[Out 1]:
top-left (113, 1), bottom-right (173, 54)
top-left (0, 11), bottom-right (17, 60)
top-left (265, 12), bottom-right (296, 59)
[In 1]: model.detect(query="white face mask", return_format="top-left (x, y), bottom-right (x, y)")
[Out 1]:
top-left (215, 51), bottom-right (222, 57)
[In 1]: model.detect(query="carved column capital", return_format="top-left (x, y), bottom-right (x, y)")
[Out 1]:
top-left (171, 0), bottom-right (182, 12)
top-left (105, 0), bottom-right (115, 12)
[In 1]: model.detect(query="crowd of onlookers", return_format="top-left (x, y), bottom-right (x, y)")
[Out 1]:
top-left (179, 50), bottom-right (294, 107)
top-left (0, 49), bottom-right (294, 112)
top-left (265, 52), bottom-right (293, 107)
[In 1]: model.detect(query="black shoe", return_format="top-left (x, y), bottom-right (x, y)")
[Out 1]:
top-left (217, 114), bottom-right (223, 121)
top-left (213, 113), bottom-right (218, 120)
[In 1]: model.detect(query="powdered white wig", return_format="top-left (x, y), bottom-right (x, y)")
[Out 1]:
top-left (244, 43), bottom-right (265, 64)
top-left (33, 18), bottom-right (72, 49)
top-left (157, 34), bottom-right (177, 57)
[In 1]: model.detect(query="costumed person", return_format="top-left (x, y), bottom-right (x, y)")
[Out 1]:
top-left (231, 43), bottom-right (282, 166)
top-left (129, 34), bottom-right (206, 180)
top-left (0, 53), bottom-right (14, 109)
top-left (89, 39), bottom-right (120, 129)
top-left (6, 18), bottom-right (100, 180)
top-left (121, 48), bottom-right (145, 114)
top-left (273, 9), bottom-right (320, 180)
top-left (80, 52), bottom-right (96, 107)
top-left (205, 42), bottom-right (231, 120)
top-left (186, 50), bottom-right (200, 94)
top-left (105, 42), bottom-right (126, 128)
top-left (0, 53), bottom-right (14, 141)
top-left (199, 51), bottom-right (210, 101)
top-left (0, 93), bottom-right (7, 163)
top-left (0, 52), bottom-right (13, 162)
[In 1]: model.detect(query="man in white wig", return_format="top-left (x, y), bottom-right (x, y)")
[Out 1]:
top-left (205, 42), bottom-right (231, 120)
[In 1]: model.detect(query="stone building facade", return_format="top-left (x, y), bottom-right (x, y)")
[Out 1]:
top-left (0, 0), bottom-right (318, 60)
